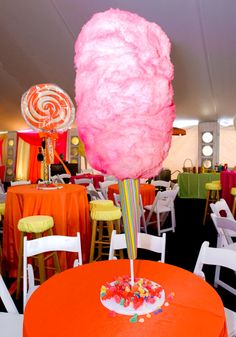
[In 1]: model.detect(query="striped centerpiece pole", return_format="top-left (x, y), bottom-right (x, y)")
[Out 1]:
top-left (118, 178), bottom-right (140, 285)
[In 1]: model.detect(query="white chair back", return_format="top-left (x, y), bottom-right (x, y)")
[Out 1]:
top-left (58, 174), bottom-right (71, 183)
top-left (23, 233), bottom-right (82, 311)
top-left (150, 180), bottom-right (171, 189)
top-left (193, 241), bottom-right (236, 337)
top-left (109, 230), bottom-right (166, 262)
top-left (88, 189), bottom-right (105, 200)
top-left (74, 178), bottom-right (93, 185)
top-left (51, 175), bottom-right (64, 184)
top-left (10, 180), bottom-right (31, 186)
top-left (0, 274), bottom-right (19, 313)
top-left (145, 185), bottom-right (179, 236)
top-left (99, 180), bottom-right (116, 199)
top-left (210, 199), bottom-right (235, 220)
top-left (0, 274), bottom-right (23, 337)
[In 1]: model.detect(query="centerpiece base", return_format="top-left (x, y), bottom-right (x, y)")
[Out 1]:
top-left (100, 276), bottom-right (165, 316)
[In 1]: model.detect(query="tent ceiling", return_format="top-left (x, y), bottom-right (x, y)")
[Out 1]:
top-left (1, 0), bottom-right (236, 131)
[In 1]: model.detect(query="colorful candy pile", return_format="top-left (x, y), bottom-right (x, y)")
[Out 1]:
top-left (100, 276), bottom-right (163, 310)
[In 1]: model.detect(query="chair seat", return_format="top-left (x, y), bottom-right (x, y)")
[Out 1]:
top-left (0, 312), bottom-right (23, 337)
top-left (0, 203), bottom-right (5, 216)
top-left (91, 206), bottom-right (121, 221)
top-left (145, 204), bottom-right (171, 213)
top-left (89, 200), bottom-right (114, 211)
top-left (205, 182), bottom-right (221, 191)
top-left (17, 215), bottom-right (54, 233)
top-left (230, 187), bottom-right (236, 196)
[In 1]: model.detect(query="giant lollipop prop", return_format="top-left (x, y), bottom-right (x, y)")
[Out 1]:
top-left (75, 7), bottom-right (175, 296)
top-left (21, 83), bottom-right (75, 179)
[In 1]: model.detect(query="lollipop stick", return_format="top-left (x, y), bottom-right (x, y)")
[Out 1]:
top-left (130, 259), bottom-right (134, 286)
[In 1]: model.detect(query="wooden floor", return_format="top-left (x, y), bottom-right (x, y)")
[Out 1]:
top-left (1, 196), bottom-right (236, 314)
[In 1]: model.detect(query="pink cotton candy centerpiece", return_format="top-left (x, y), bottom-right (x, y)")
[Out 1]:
top-left (74, 8), bottom-right (175, 179)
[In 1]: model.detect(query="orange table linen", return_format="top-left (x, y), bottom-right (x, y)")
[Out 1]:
top-left (108, 183), bottom-right (155, 206)
top-left (3, 184), bottom-right (90, 278)
top-left (23, 260), bottom-right (227, 337)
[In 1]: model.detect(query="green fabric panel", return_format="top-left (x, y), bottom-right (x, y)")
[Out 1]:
top-left (177, 173), bottom-right (220, 199)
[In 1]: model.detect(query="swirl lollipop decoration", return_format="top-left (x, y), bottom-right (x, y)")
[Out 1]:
top-left (21, 83), bottom-right (75, 132)
top-left (21, 83), bottom-right (75, 175)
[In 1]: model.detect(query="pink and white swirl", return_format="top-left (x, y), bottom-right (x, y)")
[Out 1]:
top-left (21, 83), bottom-right (75, 132)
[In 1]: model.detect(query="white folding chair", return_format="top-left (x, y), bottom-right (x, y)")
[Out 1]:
top-left (210, 213), bottom-right (236, 294)
top-left (150, 180), bottom-right (171, 190)
top-left (113, 193), bottom-right (147, 233)
top-left (145, 185), bottom-right (179, 236)
top-left (109, 230), bottom-right (166, 262)
top-left (193, 241), bottom-right (236, 337)
top-left (74, 178), bottom-right (93, 185)
top-left (58, 174), bottom-right (71, 183)
top-left (0, 274), bottom-right (23, 337)
top-left (23, 233), bottom-right (82, 311)
top-left (50, 175), bottom-right (64, 184)
top-left (99, 180), bottom-right (117, 199)
top-left (88, 189), bottom-right (105, 200)
top-left (210, 199), bottom-right (236, 244)
top-left (10, 180), bottom-right (31, 186)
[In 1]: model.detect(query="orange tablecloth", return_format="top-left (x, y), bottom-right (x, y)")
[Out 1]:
top-left (108, 183), bottom-right (155, 206)
top-left (3, 184), bottom-right (90, 278)
top-left (23, 260), bottom-right (227, 337)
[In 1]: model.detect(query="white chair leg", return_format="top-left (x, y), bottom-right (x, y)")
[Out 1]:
top-left (157, 212), bottom-right (161, 236)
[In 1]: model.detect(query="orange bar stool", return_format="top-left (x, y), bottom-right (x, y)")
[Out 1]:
top-left (230, 187), bottom-right (236, 217)
top-left (89, 200), bottom-right (122, 262)
top-left (203, 180), bottom-right (221, 225)
top-left (16, 215), bottom-right (60, 298)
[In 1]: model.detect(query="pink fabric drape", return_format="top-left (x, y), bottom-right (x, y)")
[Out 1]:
top-left (17, 131), bottom-right (68, 183)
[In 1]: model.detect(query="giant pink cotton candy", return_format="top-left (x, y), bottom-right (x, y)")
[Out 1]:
top-left (74, 8), bottom-right (175, 179)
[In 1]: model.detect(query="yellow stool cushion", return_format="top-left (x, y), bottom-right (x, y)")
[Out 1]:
top-left (89, 200), bottom-right (114, 211)
top-left (205, 182), bottom-right (221, 191)
top-left (91, 206), bottom-right (121, 221)
top-left (231, 187), bottom-right (236, 196)
top-left (0, 203), bottom-right (5, 216)
top-left (17, 215), bottom-right (54, 233)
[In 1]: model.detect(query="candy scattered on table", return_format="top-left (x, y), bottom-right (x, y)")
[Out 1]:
top-left (154, 308), bottom-right (163, 315)
top-left (100, 276), bottom-right (163, 310)
top-left (130, 314), bottom-right (138, 323)
top-left (108, 311), bottom-right (117, 317)
top-left (139, 318), bottom-right (145, 323)
top-left (146, 313), bottom-right (151, 318)
top-left (164, 302), bottom-right (169, 307)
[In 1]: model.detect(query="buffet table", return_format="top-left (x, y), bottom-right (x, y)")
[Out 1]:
top-left (3, 184), bottom-right (90, 278)
top-left (177, 173), bottom-right (220, 199)
top-left (108, 183), bottom-right (155, 206)
top-left (23, 259), bottom-right (227, 337)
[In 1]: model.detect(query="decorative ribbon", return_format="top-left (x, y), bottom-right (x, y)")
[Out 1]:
top-left (118, 178), bottom-right (140, 260)
top-left (39, 132), bottom-right (71, 175)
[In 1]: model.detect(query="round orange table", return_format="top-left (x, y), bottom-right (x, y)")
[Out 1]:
top-left (108, 183), bottom-right (155, 206)
top-left (3, 184), bottom-right (90, 278)
top-left (23, 260), bottom-right (227, 337)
